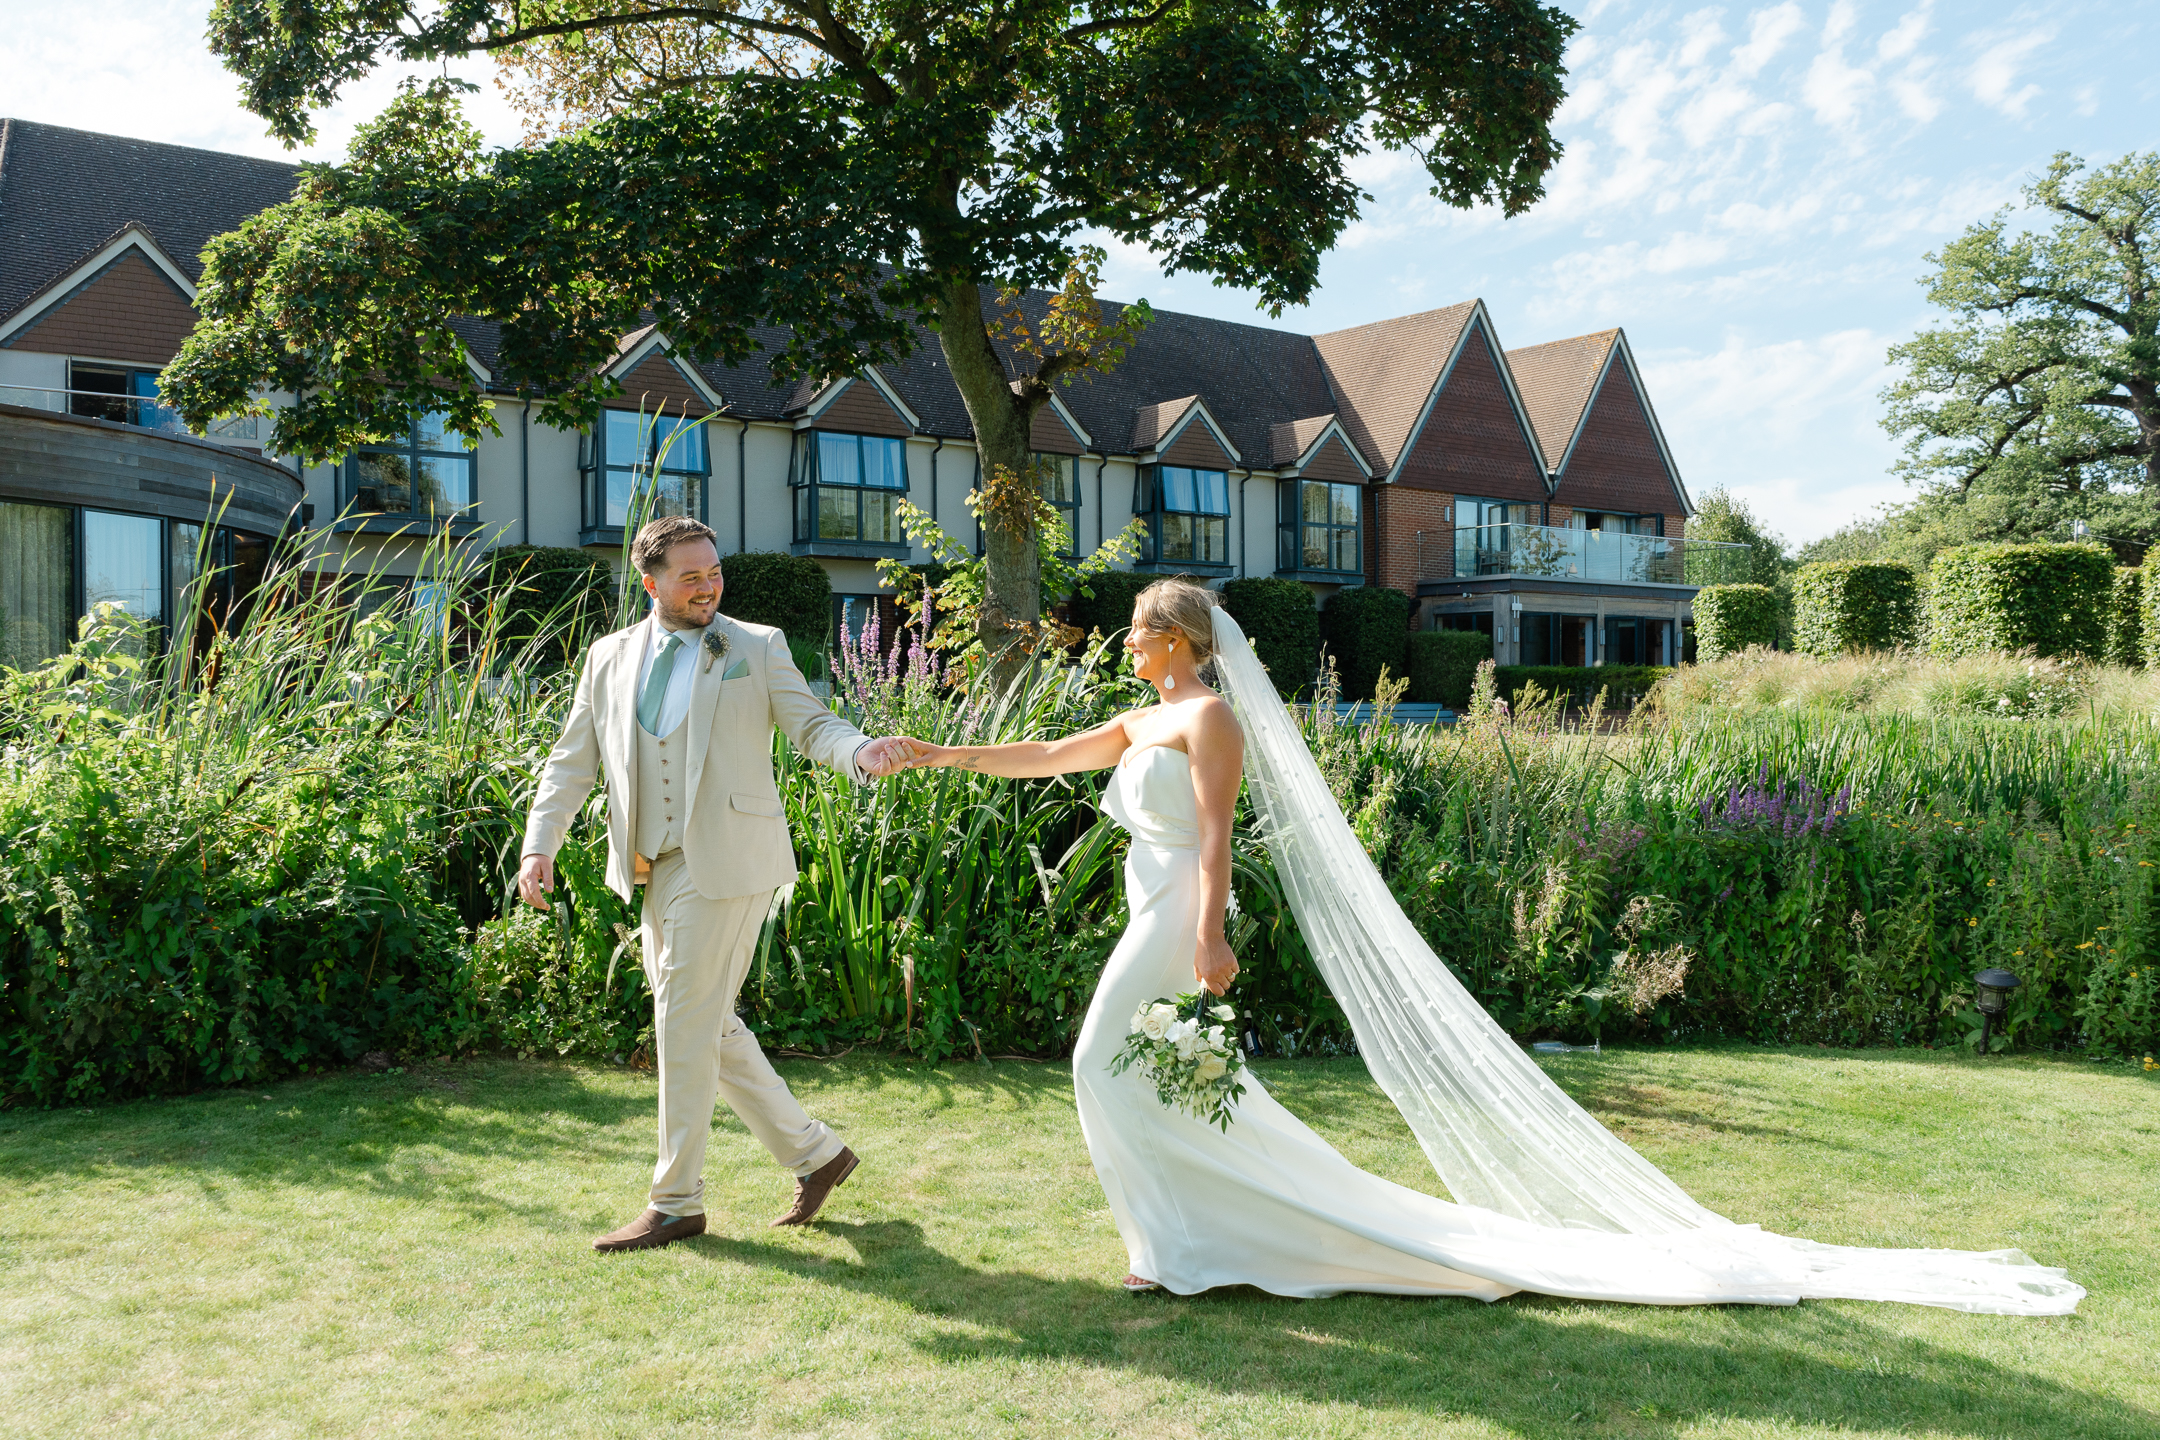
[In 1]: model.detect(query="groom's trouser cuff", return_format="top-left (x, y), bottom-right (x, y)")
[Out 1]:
top-left (642, 858), bottom-right (841, 1216)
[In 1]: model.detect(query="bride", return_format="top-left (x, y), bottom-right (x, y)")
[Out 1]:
top-left (897, 579), bottom-right (2082, 1313)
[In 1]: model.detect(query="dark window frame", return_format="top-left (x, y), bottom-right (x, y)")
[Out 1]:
top-left (580, 409), bottom-right (712, 539)
top-left (789, 429), bottom-right (912, 553)
top-left (337, 410), bottom-right (478, 529)
top-left (1276, 478), bottom-right (1362, 577)
top-left (1134, 464), bottom-right (1231, 568)
top-left (1037, 453), bottom-right (1083, 558)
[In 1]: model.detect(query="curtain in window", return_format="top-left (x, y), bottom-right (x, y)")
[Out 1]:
top-left (0, 501), bottom-right (74, 668)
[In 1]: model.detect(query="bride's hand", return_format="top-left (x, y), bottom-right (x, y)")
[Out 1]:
top-left (899, 741), bottom-right (953, 770)
top-left (1194, 931), bottom-right (1239, 996)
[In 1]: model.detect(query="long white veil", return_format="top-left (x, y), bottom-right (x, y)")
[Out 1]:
top-left (1208, 606), bottom-right (2082, 1314)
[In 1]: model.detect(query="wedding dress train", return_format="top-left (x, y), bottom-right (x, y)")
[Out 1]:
top-left (1066, 612), bottom-right (2082, 1314)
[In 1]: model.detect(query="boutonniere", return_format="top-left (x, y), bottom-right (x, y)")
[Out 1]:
top-left (702, 627), bottom-right (731, 674)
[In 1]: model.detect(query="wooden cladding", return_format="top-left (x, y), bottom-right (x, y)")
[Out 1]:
top-left (1158, 416), bottom-right (1234, 469)
top-left (5, 250), bottom-right (198, 366)
top-left (603, 354), bottom-right (712, 415)
top-left (812, 378), bottom-right (912, 436)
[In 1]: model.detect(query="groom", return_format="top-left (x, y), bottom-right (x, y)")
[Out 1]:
top-left (518, 515), bottom-right (911, 1252)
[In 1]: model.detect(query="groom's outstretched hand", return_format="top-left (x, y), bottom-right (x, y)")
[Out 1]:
top-left (857, 737), bottom-right (919, 777)
top-left (518, 853), bottom-right (555, 911)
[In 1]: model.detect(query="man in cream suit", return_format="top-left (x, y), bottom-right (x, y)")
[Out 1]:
top-left (518, 515), bottom-right (911, 1252)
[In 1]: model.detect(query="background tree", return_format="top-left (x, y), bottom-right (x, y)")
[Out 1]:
top-left (170, 1), bottom-right (1574, 686)
top-left (1687, 485), bottom-right (1794, 643)
top-left (1875, 150), bottom-right (2160, 566)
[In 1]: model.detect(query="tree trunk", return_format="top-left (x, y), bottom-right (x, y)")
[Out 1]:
top-left (931, 275), bottom-right (1042, 693)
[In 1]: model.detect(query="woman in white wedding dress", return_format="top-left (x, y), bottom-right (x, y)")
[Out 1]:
top-left (900, 580), bottom-right (2082, 1314)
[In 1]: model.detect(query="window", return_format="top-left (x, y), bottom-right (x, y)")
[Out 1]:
top-left (1037, 454), bottom-right (1082, 557)
top-left (790, 431), bottom-right (910, 548)
top-left (1519, 612), bottom-right (1596, 666)
top-left (69, 361), bottom-right (181, 432)
top-left (583, 410), bottom-right (708, 533)
top-left (1571, 511), bottom-right (1661, 536)
top-left (1135, 465), bottom-right (1229, 566)
top-left (1278, 479), bottom-right (1360, 575)
top-left (0, 501), bottom-right (74, 669)
top-left (340, 410), bottom-right (476, 523)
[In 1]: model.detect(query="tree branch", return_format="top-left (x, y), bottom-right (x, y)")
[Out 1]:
top-left (1063, 0), bottom-right (1179, 41)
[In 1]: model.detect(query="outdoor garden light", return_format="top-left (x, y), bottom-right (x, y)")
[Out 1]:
top-left (1974, 967), bottom-right (2021, 1055)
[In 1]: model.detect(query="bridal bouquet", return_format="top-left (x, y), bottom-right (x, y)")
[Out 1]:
top-left (1110, 991), bottom-right (1248, 1131)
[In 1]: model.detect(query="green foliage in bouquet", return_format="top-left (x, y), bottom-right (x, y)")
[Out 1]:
top-left (1110, 990), bottom-right (1249, 1131)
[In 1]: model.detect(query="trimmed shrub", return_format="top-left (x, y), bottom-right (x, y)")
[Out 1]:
top-left (1925, 543), bottom-right (2113, 660)
top-left (1221, 577), bottom-right (1322, 697)
top-left (1693, 584), bottom-right (1780, 661)
top-left (1792, 561), bottom-right (1918, 656)
top-left (1064, 569), bottom-right (1158, 646)
top-left (479, 546), bottom-right (613, 664)
top-left (1408, 630), bottom-right (1490, 708)
top-left (1319, 585), bottom-right (1411, 700)
top-left (719, 551), bottom-right (833, 644)
top-left (2111, 567), bottom-right (2147, 668)
top-left (1496, 665), bottom-right (1669, 709)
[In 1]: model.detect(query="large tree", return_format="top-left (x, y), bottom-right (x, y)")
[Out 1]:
top-left (1881, 151), bottom-right (2160, 542)
top-left (170, 1), bottom-right (1574, 681)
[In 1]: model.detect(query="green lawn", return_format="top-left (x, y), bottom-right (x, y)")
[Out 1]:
top-left (2, 1046), bottom-right (2152, 1439)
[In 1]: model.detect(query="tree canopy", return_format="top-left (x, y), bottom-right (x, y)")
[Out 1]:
top-left (1879, 151), bottom-right (2160, 543)
top-left (172, 0), bottom-right (1575, 672)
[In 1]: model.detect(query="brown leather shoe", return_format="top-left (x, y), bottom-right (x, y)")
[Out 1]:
top-left (770, 1146), bottom-right (859, 1227)
top-left (592, 1207), bottom-right (706, 1252)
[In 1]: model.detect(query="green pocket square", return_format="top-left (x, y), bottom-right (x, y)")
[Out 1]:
top-left (719, 659), bottom-right (751, 682)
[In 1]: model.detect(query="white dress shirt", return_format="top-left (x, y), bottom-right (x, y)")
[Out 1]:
top-left (635, 615), bottom-right (699, 738)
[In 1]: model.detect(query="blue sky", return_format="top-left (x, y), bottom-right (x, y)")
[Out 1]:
top-left (5, 2), bottom-right (2154, 543)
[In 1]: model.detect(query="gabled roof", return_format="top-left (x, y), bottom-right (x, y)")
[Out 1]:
top-left (0, 119), bottom-right (298, 329)
top-left (1309, 301), bottom-right (1477, 473)
top-left (1269, 414), bottom-right (1370, 478)
top-left (1505, 329), bottom-right (1620, 472)
top-left (1535, 329), bottom-right (1692, 516)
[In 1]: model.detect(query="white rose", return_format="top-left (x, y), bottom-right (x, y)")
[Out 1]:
top-left (1164, 1018), bottom-right (1196, 1046)
top-left (1137, 1007), bottom-right (1171, 1041)
top-left (1211, 1004), bottom-right (1235, 1022)
top-left (1205, 1026), bottom-right (1226, 1048)
top-left (1194, 1053), bottom-right (1228, 1082)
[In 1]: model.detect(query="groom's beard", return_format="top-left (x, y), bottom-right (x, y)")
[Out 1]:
top-left (656, 594), bottom-right (718, 631)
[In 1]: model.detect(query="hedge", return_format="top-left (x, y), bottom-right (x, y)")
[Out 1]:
top-left (2112, 567), bottom-right (2147, 668)
top-left (1064, 570), bottom-right (1158, 647)
top-left (1495, 665), bottom-right (1670, 709)
top-left (719, 551), bottom-right (833, 644)
top-left (1925, 543), bottom-right (2113, 660)
top-left (1221, 577), bottom-right (1322, 697)
top-left (1693, 584), bottom-right (1780, 661)
top-left (1407, 630), bottom-right (1490, 708)
top-left (1319, 585), bottom-right (1411, 700)
top-left (478, 546), bottom-right (614, 665)
top-left (1792, 561), bottom-right (1918, 656)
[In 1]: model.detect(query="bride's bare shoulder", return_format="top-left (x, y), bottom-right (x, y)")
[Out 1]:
top-left (1185, 693), bottom-right (1242, 749)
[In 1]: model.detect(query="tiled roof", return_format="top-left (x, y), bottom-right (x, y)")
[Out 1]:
top-left (1130, 395), bottom-right (1199, 451)
top-left (1269, 414), bottom-right (1340, 466)
top-left (0, 118), bottom-right (299, 326)
top-left (1505, 329), bottom-right (1619, 471)
top-left (1310, 301), bottom-right (1477, 473)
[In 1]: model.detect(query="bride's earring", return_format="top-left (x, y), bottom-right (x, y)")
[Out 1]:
top-left (1163, 640), bottom-right (1176, 691)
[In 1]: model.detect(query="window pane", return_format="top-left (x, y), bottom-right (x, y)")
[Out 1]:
top-left (1302, 526), bottom-right (1327, 569)
top-left (414, 409), bottom-right (466, 452)
top-left (0, 501), bottom-right (75, 668)
top-left (171, 522), bottom-right (206, 624)
top-left (417, 455), bottom-right (474, 515)
top-left (1332, 484), bottom-right (1359, 526)
top-left (1161, 467), bottom-right (1196, 512)
top-left (1196, 469), bottom-right (1229, 515)
top-left (862, 489), bottom-right (902, 544)
top-left (859, 436), bottom-right (902, 491)
top-left (818, 486), bottom-right (858, 541)
top-left (817, 432), bottom-right (863, 488)
top-left (1198, 516), bottom-right (1228, 564)
top-left (1036, 455), bottom-right (1076, 505)
top-left (605, 467), bottom-right (633, 528)
top-left (1302, 483), bottom-right (1330, 523)
top-left (606, 410), bottom-right (645, 469)
top-left (353, 451), bottom-right (413, 514)
top-left (652, 415), bottom-right (708, 474)
top-left (1330, 525), bottom-right (1359, 573)
top-left (1161, 512), bottom-right (1195, 561)
top-left (83, 510), bottom-right (163, 625)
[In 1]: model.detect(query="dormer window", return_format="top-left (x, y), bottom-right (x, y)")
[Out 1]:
top-left (582, 410), bottom-right (708, 535)
top-left (1134, 465), bottom-right (1229, 566)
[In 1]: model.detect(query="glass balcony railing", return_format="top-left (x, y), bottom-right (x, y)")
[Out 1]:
top-left (0, 383), bottom-right (261, 441)
top-left (1451, 521), bottom-right (1752, 587)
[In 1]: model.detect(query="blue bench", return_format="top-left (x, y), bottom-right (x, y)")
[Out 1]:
top-left (1317, 702), bottom-right (1456, 726)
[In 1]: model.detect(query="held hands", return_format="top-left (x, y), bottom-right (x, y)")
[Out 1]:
top-left (859, 737), bottom-right (951, 775)
top-left (1194, 931), bottom-right (1240, 996)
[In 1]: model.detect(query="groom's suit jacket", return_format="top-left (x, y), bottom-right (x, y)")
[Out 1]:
top-left (522, 613), bottom-right (870, 902)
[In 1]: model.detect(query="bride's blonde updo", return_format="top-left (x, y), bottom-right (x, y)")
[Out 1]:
top-left (1132, 577), bottom-right (1220, 664)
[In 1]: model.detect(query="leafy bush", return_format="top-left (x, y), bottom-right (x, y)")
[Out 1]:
top-left (1693, 584), bottom-right (1780, 660)
top-left (1792, 561), bottom-right (1918, 656)
top-left (719, 551), bottom-right (833, 644)
top-left (2112, 566), bottom-right (2147, 668)
top-left (1407, 630), bottom-right (1490, 708)
top-left (1925, 542), bottom-right (2113, 660)
top-left (1496, 665), bottom-right (1669, 709)
top-left (1653, 647), bottom-right (2113, 721)
top-left (1220, 577), bottom-right (1321, 697)
top-left (1064, 569), bottom-right (1156, 645)
top-left (1318, 585), bottom-right (1410, 700)
top-left (479, 545), bottom-right (613, 665)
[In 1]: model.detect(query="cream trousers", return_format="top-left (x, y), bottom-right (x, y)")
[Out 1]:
top-left (642, 852), bottom-right (843, 1216)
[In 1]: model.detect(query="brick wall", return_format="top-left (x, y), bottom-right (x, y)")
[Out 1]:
top-left (1549, 361), bottom-right (1685, 516)
top-left (1369, 484), bottom-right (1453, 597)
top-left (7, 250), bottom-right (199, 366)
top-left (1389, 323), bottom-right (1548, 503)
top-left (604, 354), bottom-right (711, 415)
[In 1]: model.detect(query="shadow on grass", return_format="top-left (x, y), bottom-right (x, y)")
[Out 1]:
top-left (702, 1218), bottom-right (2139, 1438)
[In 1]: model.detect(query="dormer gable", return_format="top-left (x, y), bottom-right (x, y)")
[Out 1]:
top-left (1017, 384), bottom-right (1093, 455)
top-left (1538, 332), bottom-right (1690, 517)
top-left (602, 327), bottom-right (722, 415)
top-left (1132, 395), bottom-right (1240, 468)
top-left (1270, 415), bottom-right (1371, 482)
top-left (794, 367), bottom-right (918, 436)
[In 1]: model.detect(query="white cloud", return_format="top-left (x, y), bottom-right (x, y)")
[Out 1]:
top-left (1677, 9), bottom-right (1730, 69)
top-left (1889, 60), bottom-right (1943, 123)
top-left (1732, 4), bottom-right (1806, 77)
top-left (1802, 44), bottom-right (1875, 128)
top-left (1876, 4), bottom-right (1933, 62)
top-left (1968, 28), bottom-right (2051, 118)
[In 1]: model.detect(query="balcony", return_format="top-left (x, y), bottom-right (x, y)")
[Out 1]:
top-left (0, 382), bottom-right (262, 444)
top-left (1440, 522), bottom-right (1751, 589)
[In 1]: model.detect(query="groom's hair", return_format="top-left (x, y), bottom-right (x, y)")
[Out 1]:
top-left (631, 516), bottom-right (719, 574)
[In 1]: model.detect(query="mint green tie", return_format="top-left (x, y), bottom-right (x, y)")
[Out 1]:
top-left (638, 632), bottom-right (683, 734)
